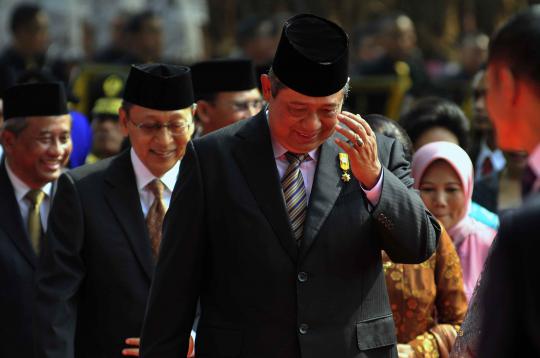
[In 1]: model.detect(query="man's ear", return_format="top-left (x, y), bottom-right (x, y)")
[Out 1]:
top-left (195, 100), bottom-right (211, 124)
top-left (0, 130), bottom-right (16, 155)
top-left (118, 108), bottom-right (130, 136)
top-left (260, 74), bottom-right (273, 102)
top-left (498, 65), bottom-right (519, 106)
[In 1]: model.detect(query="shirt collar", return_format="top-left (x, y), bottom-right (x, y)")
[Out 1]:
top-left (4, 159), bottom-right (52, 202)
top-left (528, 144), bottom-right (540, 177)
top-left (130, 148), bottom-right (180, 193)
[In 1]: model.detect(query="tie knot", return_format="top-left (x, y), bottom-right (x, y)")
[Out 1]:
top-left (285, 152), bottom-right (309, 165)
top-left (147, 179), bottom-right (164, 199)
top-left (26, 189), bottom-right (45, 207)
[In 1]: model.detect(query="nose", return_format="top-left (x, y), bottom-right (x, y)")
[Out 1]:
top-left (153, 125), bottom-right (174, 145)
top-left (47, 138), bottom-right (63, 157)
top-left (300, 111), bottom-right (322, 131)
top-left (433, 190), bottom-right (447, 206)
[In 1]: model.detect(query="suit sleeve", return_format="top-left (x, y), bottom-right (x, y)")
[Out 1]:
top-left (478, 214), bottom-right (518, 358)
top-left (372, 137), bottom-right (440, 263)
top-left (141, 141), bottom-right (206, 357)
top-left (33, 172), bottom-right (86, 358)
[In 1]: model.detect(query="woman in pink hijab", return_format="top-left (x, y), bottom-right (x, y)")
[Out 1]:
top-left (412, 141), bottom-right (496, 300)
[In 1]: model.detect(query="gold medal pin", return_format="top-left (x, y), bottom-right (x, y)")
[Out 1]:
top-left (339, 153), bottom-right (351, 182)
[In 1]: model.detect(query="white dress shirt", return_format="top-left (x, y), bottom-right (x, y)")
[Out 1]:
top-left (5, 160), bottom-right (53, 233)
top-left (130, 148), bottom-right (180, 217)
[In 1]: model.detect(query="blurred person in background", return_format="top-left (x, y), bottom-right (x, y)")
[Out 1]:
top-left (468, 68), bottom-right (506, 212)
top-left (85, 75), bottom-right (125, 164)
top-left (93, 10), bottom-right (130, 64)
top-left (191, 58), bottom-right (263, 136)
top-left (412, 141), bottom-right (496, 300)
top-left (0, 3), bottom-right (49, 87)
top-left (355, 13), bottom-right (431, 114)
top-left (119, 10), bottom-right (163, 65)
top-left (400, 96), bottom-right (499, 230)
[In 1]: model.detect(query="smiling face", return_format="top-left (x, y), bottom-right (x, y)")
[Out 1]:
top-left (261, 75), bottom-right (344, 153)
top-left (119, 104), bottom-right (194, 177)
top-left (2, 115), bottom-right (72, 188)
top-left (419, 159), bottom-right (467, 230)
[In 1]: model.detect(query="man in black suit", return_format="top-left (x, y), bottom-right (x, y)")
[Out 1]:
top-left (34, 64), bottom-right (196, 357)
top-left (477, 6), bottom-right (540, 357)
top-left (0, 82), bottom-right (72, 358)
top-left (141, 14), bottom-right (439, 358)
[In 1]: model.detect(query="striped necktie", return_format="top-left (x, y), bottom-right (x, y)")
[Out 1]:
top-left (26, 189), bottom-right (45, 255)
top-left (282, 152), bottom-right (309, 246)
top-left (146, 179), bottom-right (166, 259)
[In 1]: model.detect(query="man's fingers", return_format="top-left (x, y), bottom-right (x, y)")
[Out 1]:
top-left (340, 111), bottom-right (374, 137)
top-left (125, 337), bottom-right (140, 346)
top-left (121, 348), bottom-right (140, 356)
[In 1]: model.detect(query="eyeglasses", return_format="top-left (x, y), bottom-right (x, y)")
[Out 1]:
top-left (129, 119), bottom-right (192, 136)
top-left (230, 99), bottom-right (265, 112)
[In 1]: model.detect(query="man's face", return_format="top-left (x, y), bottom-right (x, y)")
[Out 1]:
top-left (18, 10), bottom-right (49, 55)
top-left (139, 17), bottom-right (163, 61)
top-left (120, 105), bottom-right (194, 177)
top-left (261, 75), bottom-right (344, 153)
top-left (91, 116), bottom-right (124, 158)
top-left (198, 88), bottom-right (263, 134)
top-left (472, 70), bottom-right (493, 133)
top-left (2, 115), bottom-right (72, 188)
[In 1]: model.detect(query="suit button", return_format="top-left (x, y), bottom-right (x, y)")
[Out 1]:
top-left (299, 323), bottom-right (309, 334)
top-left (297, 272), bottom-right (308, 282)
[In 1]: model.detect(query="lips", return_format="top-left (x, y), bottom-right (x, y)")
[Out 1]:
top-left (40, 159), bottom-right (63, 172)
top-left (294, 130), bottom-right (318, 143)
top-left (151, 149), bottom-right (176, 159)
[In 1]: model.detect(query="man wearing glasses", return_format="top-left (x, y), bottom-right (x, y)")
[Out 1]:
top-left (191, 58), bottom-right (263, 136)
top-left (34, 64), bottom-right (196, 358)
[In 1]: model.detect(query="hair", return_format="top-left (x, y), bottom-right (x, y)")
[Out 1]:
top-left (125, 10), bottom-right (157, 34)
top-left (488, 5), bottom-right (540, 87)
top-left (364, 114), bottom-right (414, 162)
top-left (196, 92), bottom-right (218, 103)
top-left (267, 67), bottom-right (350, 99)
top-left (399, 96), bottom-right (470, 150)
top-left (10, 3), bottom-right (43, 35)
top-left (2, 117), bottom-right (29, 135)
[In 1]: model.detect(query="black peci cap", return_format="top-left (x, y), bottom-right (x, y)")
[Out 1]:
top-left (3, 82), bottom-right (68, 120)
top-left (272, 14), bottom-right (349, 97)
top-left (191, 58), bottom-right (258, 99)
top-left (123, 63), bottom-right (194, 110)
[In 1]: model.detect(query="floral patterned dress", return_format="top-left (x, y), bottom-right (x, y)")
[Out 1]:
top-left (383, 228), bottom-right (468, 357)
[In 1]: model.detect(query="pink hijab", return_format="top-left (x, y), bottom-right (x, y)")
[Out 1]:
top-left (412, 141), bottom-right (496, 300)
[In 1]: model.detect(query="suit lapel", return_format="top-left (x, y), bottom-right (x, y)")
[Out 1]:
top-left (233, 113), bottom-right (298, 263)
top-left (0, 163), bottom-right (37, 267)
top-left (104, 151), bottom-right (154, 280)
top-left (299, 138), bottom-right (345, 261)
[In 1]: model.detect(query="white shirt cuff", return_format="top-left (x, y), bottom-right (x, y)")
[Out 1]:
top-left (361, 170), bottom-right (383, 208)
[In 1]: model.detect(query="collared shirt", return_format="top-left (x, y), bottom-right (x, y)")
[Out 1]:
top-left (5, 160), bottom-right (53, 233)
top-left (474, 140), bottom-right (506, 181)
top-left (130, 148), bottom-right (180, 217)
top-left (267, 115), bottom-right (383, 207)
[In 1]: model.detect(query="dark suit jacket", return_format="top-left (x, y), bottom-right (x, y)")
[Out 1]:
top-left (478, 193), bottom-right (540, 357)
top-left (34, 150), bottom-right (156, 357)
top-left (0, 162), bottom-right (39, 358)
top-left (141, 112), bottom-right (440, 358)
